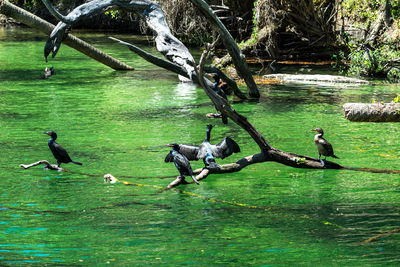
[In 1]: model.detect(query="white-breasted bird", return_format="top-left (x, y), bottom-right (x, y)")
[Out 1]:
top-left (311, 128), bottom-right (339, 166)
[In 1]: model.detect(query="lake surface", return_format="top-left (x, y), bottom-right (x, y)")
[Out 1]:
top-left (0, 28), bottom-right (399, 265)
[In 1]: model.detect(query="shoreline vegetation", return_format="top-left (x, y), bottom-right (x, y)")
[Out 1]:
top-left (1, 0), bottom-right (399, 81)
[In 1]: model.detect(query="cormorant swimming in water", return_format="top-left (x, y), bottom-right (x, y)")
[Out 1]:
top-left (165, 143), bottom-right (199, 185)
top-left (210, 73), bottom-right (228, 124)
top-left (311, 128), bottom-right (339, 166)
top-left (44, 131), bottom-right (82, 167)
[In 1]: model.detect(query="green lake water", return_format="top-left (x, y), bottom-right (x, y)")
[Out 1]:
top-left (0, 28), bottom-right (399, 265)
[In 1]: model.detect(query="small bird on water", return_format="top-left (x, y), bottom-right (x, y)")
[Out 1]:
top-left (44, 131), bottom-right (82, 167)
top-left (165, 143), bottom-right (199, 185)
top-left (311, 128), bottom-right (339, 166)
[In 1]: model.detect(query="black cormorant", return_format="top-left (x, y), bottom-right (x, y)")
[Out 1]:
top-left (210, 73), bottom-right (228, 124)
top-left (44, 131), bottom-right (82, 167)
top-left (197, 124), bottom-right (240, 168)
top-left (165, 143), bottom-right (199, 185)
top-left (166, 125), bottom-right (240, 168)
top-left (311, 128), bottom-right (339, 166)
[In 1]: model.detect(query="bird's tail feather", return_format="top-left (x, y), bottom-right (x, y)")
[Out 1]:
top-left (191, 175), bottom-right (200, 185)
top-left (332, 155), bottom-right (339, 159)
top-left (72, 161), bottom-right (83, 165)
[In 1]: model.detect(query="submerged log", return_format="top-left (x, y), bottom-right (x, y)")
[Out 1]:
top-left (263, 74), bottom-right (369, 85)
top-left (343, 103), bottom-right (400, 122)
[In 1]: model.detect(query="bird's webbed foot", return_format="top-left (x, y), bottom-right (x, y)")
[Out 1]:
top-left (44, 22), bottom-right (69, 62)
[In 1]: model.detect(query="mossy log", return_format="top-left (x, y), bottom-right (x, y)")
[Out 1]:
top-left (343, 103), bottom-right (400, 122)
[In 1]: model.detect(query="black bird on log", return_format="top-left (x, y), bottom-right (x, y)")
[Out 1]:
top-left (210, 73), bottom-right (228, 124)
top-left (170, 125), bottom-right (240, 168)
top-left (44, 131), bottom-right (82, 167)
top-left (311, 128), bottom-right (339, 166)
top-left (165, 143), bottom-right (199, 185)
top-left (198, 124), bottom-right (240, 168)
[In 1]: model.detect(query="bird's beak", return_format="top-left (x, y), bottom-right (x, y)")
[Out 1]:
top-left (43, 131), bottom-right (51, 136)
top-left (311, 129), bottom-right (317, 132)
top-left (165, 144), bottom-right (173, 147)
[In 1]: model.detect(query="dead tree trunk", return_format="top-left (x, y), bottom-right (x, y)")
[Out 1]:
top-left (0, 0), bottom-right (133, 70)
top-left (41, 0), bottom-right (194, 76)
top-left (343, 103), bottom-right (400, 122)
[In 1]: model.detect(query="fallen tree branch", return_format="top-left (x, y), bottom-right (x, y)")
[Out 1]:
top-left (109, 36), bottom-right (247, 99)
top-left (193, 43), bottom-right (400, 175)
top-left (20, 160), bottom-right (64, 171)
top-left (109, 36), bottom-right (188, 77)
top-left (343, 103), bottom-right (400, 122)
top-left (41, 0), bottom-right (193, 76)
top-left (203, 66), bottom-right (247, 99)
top-left (196, 43), bottom-right (271, 151)
top-left (0, 0), bottom-right (133, 70)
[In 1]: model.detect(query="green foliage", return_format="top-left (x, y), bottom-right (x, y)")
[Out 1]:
top-left (387, 68), bottom-right (400, 82)
top-left (341, 45), bottom-right (400, 81)
top-left (238, 0), bottom-right (259, 49)
top-left (293, 157), bottom-right (307, 165)
top-left (104, 10), bottom-right (120, 19)
top-left (391, 0), bottom-right (400, 18)
top-left (341, 0), bottom-right (383, 21)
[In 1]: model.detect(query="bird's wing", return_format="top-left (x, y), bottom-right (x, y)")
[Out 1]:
top-left (53, 142), bottom-right (72, 161)
top-left (174, 153), bottom-right (193, 175)
top-left (197, 142), bottom-right (210, 159)
top-left (178, 144), bottom-right (200, 161)
top-left (212, 137), bottom-right (240, 159)
top-left (317, 138), bottom-right (334, 156)
top-left (164, 151), bottom-right (174, 162)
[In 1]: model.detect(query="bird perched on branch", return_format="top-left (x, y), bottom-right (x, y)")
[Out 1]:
top-left (198, 124), bottom-right (240, 168)
top-left (165, 143), bottom-right (199, 185)
top-left (210, 73), bottom-right (228, 124)
top-left (311, 128), bottom-right (339, 166)
top-left (210, 73), bottom-right (229, 93)
top-left (167, 125), bottom-right (240, 169)
top-left (44, 131), bottom-right (82, 167)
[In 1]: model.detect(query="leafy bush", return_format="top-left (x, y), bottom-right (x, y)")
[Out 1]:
top-left (346, 45), bottom-right (400, 81)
